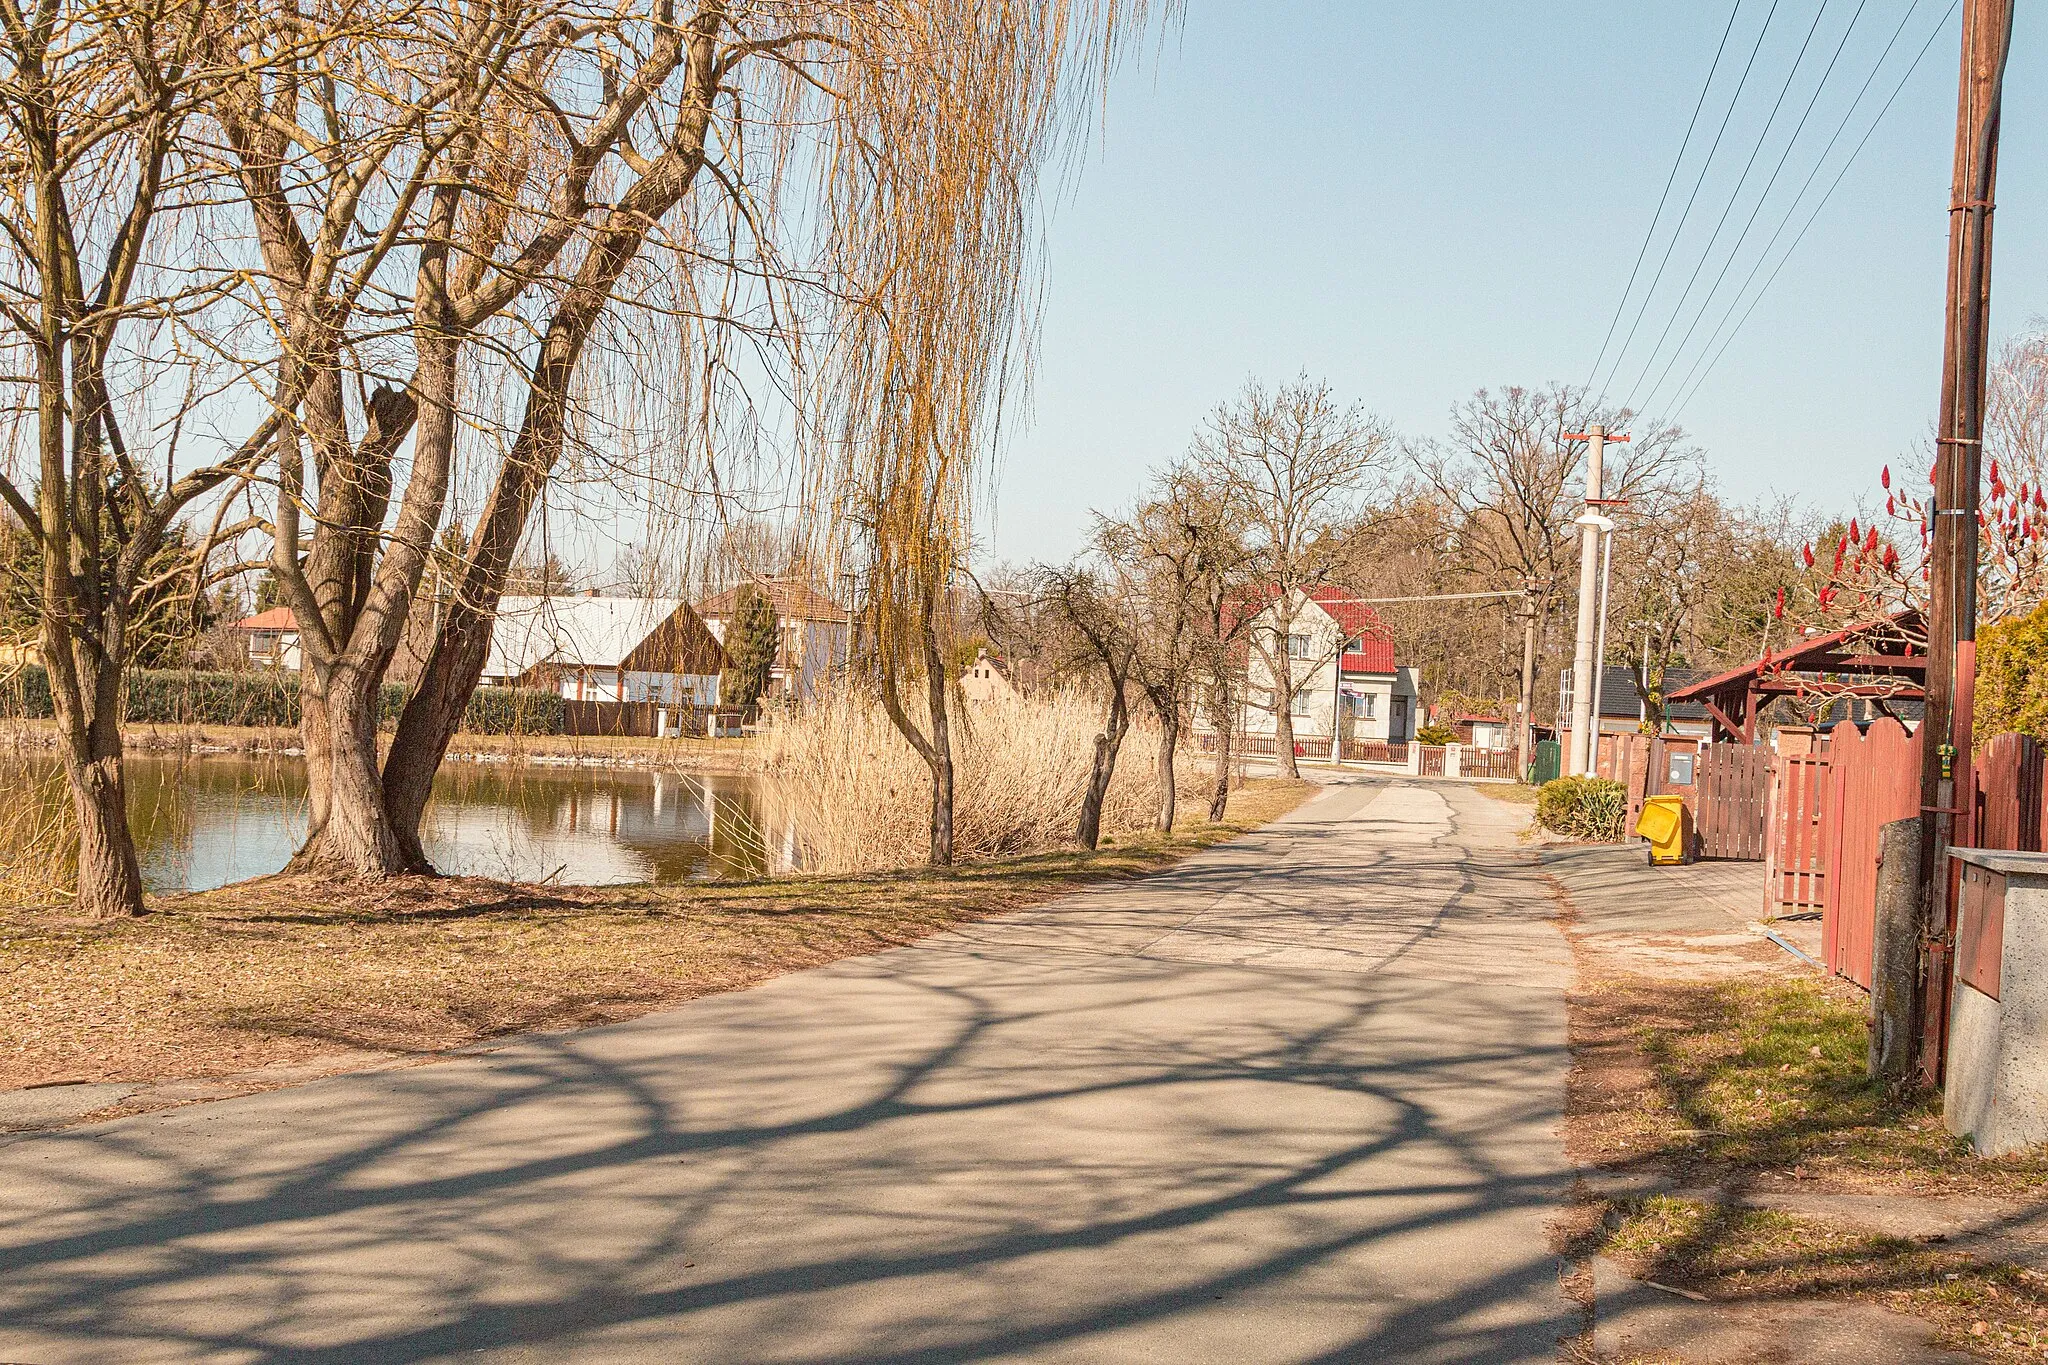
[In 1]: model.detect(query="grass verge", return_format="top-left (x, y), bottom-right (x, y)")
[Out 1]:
top-left (1, 718), bottom-right (758, 769)
top-left (1579, 1194), bottom-right (2048, 1362)
top-left (1570, 968), bottom-right (2048, 1194)
top-left (0, 778), bottom-right (1311, 1093)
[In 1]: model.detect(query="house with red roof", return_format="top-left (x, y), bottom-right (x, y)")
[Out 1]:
top-left (230, 606), bottom-right (301, 671)
top-left (1212, 585), bottom-right (1421, 747)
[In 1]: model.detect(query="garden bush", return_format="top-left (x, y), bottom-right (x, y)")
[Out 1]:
top-left (1415, 722), bottom-right (1459, 747)
top-left (1537, 775), bottom-right (1628, 841)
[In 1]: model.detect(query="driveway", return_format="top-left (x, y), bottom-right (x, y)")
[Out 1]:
top-left (0, 779), bottom-right (1576, 1363)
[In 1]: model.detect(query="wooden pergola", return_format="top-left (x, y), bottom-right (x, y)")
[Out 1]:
top-left (1665, 611), bottom-right (1927, 743)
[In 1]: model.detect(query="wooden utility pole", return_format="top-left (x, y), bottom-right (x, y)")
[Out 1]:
top-left (1913, 0), bottom-right (2015, 1086)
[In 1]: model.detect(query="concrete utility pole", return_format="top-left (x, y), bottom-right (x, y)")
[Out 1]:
top-left (1517, 579), bottom-right (1540, 780)
top-left (1566, 426), bottom-right (1606, 776)
top-left (1913, 0), bottom-right (2015, 1085)
top-left (1562, 427), bottom-right (1627, 775)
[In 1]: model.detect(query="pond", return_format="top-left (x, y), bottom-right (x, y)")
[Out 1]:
top-left (5, 756), bottom-right (789, 893)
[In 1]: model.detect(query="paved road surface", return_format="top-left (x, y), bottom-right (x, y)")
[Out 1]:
top-left (0, 780), bottom-right (1576, 1363)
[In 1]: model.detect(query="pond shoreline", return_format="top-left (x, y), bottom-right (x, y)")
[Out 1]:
top-left (1, 720), bottom-right (757, 773)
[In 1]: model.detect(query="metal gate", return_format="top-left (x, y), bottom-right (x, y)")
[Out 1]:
top-left (1695, 742), bottom-right (1771, 860)
top-left (1418, 745), bottom-right (1447, 777)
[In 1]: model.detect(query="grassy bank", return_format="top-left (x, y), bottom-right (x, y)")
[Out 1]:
top-left (0, 779), bottom-right (1311, 1094)
top-left (1569, 969), bottom-right (2048, 1195)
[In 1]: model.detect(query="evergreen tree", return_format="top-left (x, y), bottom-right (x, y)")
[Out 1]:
top-left (721, 585), bottom-right (780, 711)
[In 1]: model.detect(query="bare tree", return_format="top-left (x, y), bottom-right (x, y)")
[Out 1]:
top-left (1410, 382), bottom-right (1700, 747)
top-left (1193, 376), bottom-right (1390, 778)
top-left (0, 1), bottom-right (271, 915)
top-left (1033, 561), bottom-right (1137, 850)
top-left (1100, 464), bottom-right (1248, 830)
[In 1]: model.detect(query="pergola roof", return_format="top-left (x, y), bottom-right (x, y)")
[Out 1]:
top-left (1665, 611), bottom-right (1926, 741)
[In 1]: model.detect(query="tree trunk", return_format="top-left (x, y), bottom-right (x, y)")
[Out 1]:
top-left (291, 666), bottom-right (419, 876)
top-left (1272, 649), bottom-right (1300, 779)
top-left (1209, 680), bottom-right (1234, 823)
top-left (920, 610), bottom-right (955, 867)
top-left (1156, 718), bottom-right (1179, 832)
top-left (44, 630), bottom-right (145, 917)
top-left (1078, 684), bottom-right (1129, 850)
top-left (65, 737), bottom-right (144, 919)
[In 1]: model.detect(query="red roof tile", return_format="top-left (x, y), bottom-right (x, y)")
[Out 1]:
top-left (233, 606), bottom-right (297, 631)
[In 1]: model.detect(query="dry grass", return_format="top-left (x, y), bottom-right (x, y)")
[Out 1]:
top-left (755, 687), bottom-right (1215, 873)
top-left (0, 778), bottom-right (1310, 1092)
top-left (1568, 968), bottom-right (2048, 1195)
top-left (1586, 1194), bottom-right (2048, 1362)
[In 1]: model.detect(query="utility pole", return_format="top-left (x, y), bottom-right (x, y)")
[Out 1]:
top-left (1913, 0), bottom-right (2014, 1086)
top-left (1566, 425), bottom-right (1606, 776)
top-left (1563, 426), bottom-right (1628, 775)
top-left (1517, 578), bottom-right (1540, 780)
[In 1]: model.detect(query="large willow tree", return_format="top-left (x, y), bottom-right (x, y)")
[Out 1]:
top-left (0, 0), bottom-right (1165, 906)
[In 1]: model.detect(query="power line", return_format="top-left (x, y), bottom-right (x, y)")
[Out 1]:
top-left (1660, 0), bottom-right (1936, 420)
top-left (1635, 0), bottom-right (1874, 418)
top-left (1669, 0), bottom-right (1960, 422)
top-left (1593, 0), bottom-right (1786, 401)
top-left (1583, 1), bottom-right (1749, 394)
top-left (1619, 0), bottom-right (1838, 416)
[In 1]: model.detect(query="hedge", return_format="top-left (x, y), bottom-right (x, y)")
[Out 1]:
top-left (0, 664), bottom-right (563, 735)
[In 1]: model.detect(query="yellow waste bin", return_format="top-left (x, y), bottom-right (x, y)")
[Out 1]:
top-left (1635, 795), bottom-right (1694, 866)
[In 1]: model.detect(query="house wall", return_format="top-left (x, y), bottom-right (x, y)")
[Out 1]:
top-left (701, 613), bottom-right (848, 703)
top-left (1231, 603), bottom-right (1419, 743)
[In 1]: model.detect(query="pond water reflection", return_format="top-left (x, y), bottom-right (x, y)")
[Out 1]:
top-left (10, 756), bottom-right (785, 893)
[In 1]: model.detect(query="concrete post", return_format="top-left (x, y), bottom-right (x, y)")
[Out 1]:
top-left (1404, 743), bottom-right (1422, 777)
top-left (1444, 745), bottom-right (1462, 779)
top-left (1568, 426), bottom-right (1606, 776)
top-left (1871, 816), bottom-right (1923, 1085)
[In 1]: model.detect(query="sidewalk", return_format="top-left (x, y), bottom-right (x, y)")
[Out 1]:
top-left (1541, 842), bottom-right (1818, 976)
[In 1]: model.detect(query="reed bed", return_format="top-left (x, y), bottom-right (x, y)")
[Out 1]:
top-left (755, 686), bottom-right (1209, 874)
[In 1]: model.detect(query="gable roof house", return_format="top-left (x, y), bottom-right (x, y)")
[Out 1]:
top-left (1208, 585), bottom-right (1422, 747)
top-left (695, 578), bottom-right (852, 704)
top-left (230, 606), bottom-right (302, 671)
top-left (481, 594), bottom-right (725, 706)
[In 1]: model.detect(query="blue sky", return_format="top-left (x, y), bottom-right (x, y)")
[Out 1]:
top-left (986, 1), bottom-right (2048, 563)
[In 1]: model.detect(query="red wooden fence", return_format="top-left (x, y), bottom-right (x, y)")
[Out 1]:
top-left (1768, 747), bottom-right (1831, 914)
top-left (1820, 718), bottom-right (1922, 989)
top-left (1696, 742), bottom-right (1771, 860)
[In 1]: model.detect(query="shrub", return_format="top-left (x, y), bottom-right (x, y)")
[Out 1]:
top-left (0, 663), bottom-right (564, 734)
top-left (1977, 600), bottom-right (2048, 747)
top-left (458, 686), bottom-right (565, 735)
top-left (1415, 723), bottom-right (1458, 747)
top-left (1537, 775), bottom-right (1628, 841)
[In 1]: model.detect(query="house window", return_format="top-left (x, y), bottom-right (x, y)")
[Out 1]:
top-left (1353, 693), bottom-right (1376, 719)
top-left (1287, 633), bottom-right (1313, 659)
top-left (1290, 689), bottom-right (1311, 717)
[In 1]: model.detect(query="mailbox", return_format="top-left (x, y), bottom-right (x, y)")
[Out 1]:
top-left (1945, 849), bottom-right (2048, 1155)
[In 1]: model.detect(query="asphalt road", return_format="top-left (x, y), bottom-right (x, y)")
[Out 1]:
top-left (0, 778), bottom-right (1577, 1363)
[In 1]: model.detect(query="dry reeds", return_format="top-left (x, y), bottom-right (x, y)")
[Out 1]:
top-left (755, 685), bottom-right (1204, 874)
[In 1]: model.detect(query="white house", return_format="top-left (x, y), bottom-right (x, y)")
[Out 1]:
top-left (960, 646), bottom-right (1019, 705)
top-left (1216, 585), bottom-right (1421, 746)
top-left (480, 594), bottom-right (725, 705)
top-left (231, 606), bottom-right (302, 670)
top-left (695, 578), bottom-right (851, 704)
